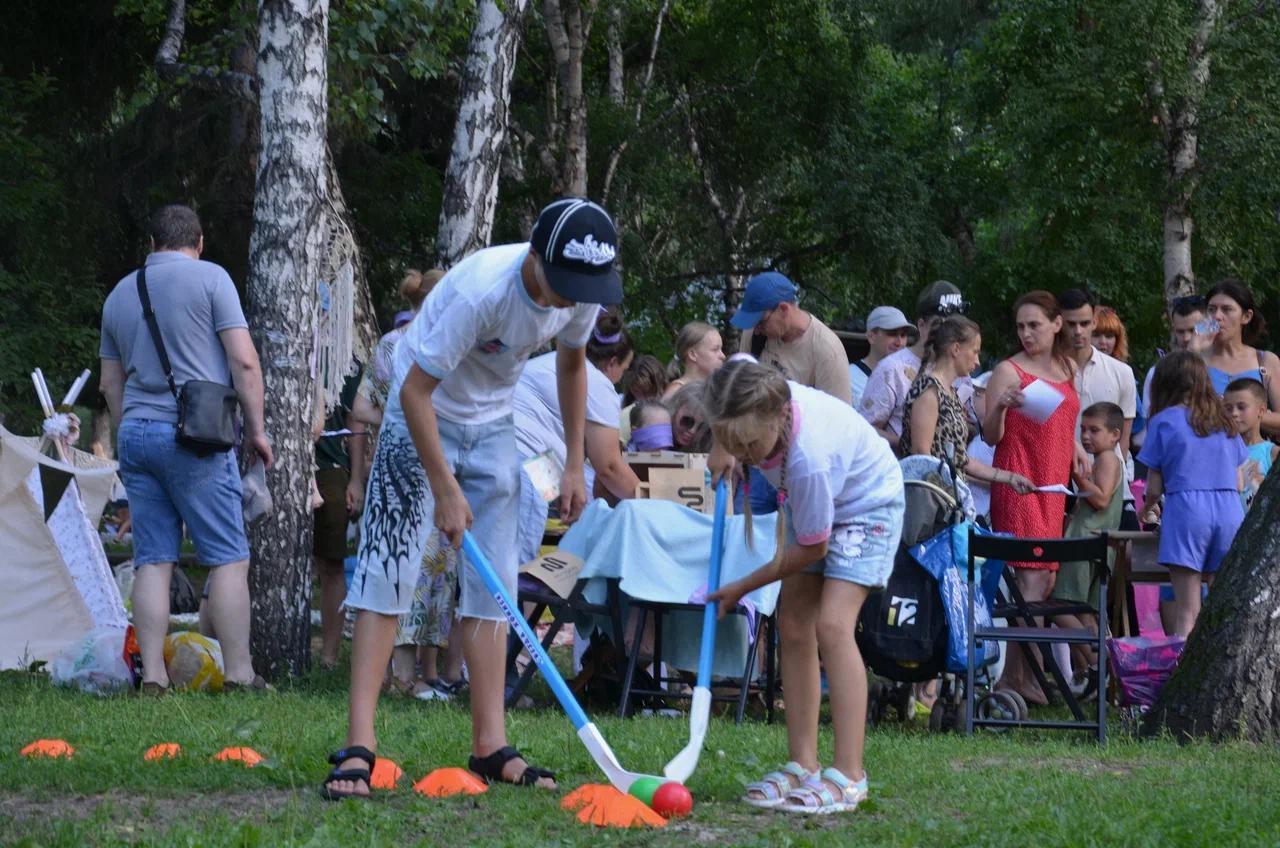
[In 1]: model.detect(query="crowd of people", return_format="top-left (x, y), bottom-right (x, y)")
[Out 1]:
top-left (96, 199), bottom-right (1271, 814)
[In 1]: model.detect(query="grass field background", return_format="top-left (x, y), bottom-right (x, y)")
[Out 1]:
top-left (3, 662), bottom-right (1280, 847)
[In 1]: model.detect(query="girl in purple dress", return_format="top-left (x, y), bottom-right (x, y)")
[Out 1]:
top-left (1138, 352), bottom-right (1246, 637)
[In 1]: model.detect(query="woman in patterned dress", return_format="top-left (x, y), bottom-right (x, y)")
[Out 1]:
top-left (983, 291), bottom-right (1080, 704)
top-left (902, 316), bottom-right (1035, 494)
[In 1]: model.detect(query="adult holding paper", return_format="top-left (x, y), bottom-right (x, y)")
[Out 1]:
top-left (901, 316), bottom-right (1034, 493)
top-left (982, 291), bottom-right (1080, 704)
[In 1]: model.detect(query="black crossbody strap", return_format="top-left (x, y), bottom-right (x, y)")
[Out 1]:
top-left (136, 265), bottom-right (180, 399)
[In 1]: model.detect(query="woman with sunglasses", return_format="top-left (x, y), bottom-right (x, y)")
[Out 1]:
top-left (1202, 280), bottom-right (1280, 430)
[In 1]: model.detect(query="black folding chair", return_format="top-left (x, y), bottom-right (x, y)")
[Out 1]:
top-left (966, 528), bottom-right (1109, 743)
top-left (505, 574), bottom-right (626, 708)
top-left (617, 600), bottom-right (777, 724)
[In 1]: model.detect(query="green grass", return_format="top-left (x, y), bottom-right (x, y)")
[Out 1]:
top-left (2, 666), bottom-right (1279, 847)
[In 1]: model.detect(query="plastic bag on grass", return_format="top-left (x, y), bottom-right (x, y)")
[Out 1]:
top-left (49, 627), bottom-right (132, 695)
top-left (164, 631), bottom-right (225, 692)
top-left (1106, 635), bottom-right (1185, 707)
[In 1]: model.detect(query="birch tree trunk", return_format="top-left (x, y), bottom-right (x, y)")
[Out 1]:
top-left (1144, 460), bottom-right (1280, 741)
top-left (1152, 0), bottom-right (1222, 308)
top-left (245, 0), bottom-right (329, 678)
top-left (436, 0), bottom-right (531, 268)
top-left (544, 0), bottom-right (597, 196)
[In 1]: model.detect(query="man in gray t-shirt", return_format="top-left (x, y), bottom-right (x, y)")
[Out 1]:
top-left (100, 204), bottom-right (273, 692)
top-left (100, 249), bottom-right (247, 423)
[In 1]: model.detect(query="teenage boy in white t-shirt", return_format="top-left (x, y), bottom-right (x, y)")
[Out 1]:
top-left (322, 199), bottom-right (623, 800)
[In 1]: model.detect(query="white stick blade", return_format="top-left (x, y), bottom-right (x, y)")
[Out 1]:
top-left (663, 686), bottom-right (712, 782)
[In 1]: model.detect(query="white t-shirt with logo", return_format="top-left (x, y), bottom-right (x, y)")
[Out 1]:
top-left (859, 347), bottom-right (974, 438)
top-left (514, 351), bottom-right (621, 466)
top-left (385, 243), bottom-right (597, 426)
top-left (758, 382), bottom-right (903, 546)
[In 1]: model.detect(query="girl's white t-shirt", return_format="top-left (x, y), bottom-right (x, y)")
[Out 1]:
top-left (757, 382), bottom-right (903, 546)
top-left (514, 351), bottom-right (621, 466)
top-left (384, 243), bottom-right (597, 427)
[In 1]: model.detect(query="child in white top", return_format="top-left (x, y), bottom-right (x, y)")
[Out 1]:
top-left (707, 361), bottom-right (904, 815)
top-left (324, 199), bottom-right (621, 800)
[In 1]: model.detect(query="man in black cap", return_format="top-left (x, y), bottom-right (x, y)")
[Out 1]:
top-left (323, 198), bottom-right (622, 800)
top-left (859, 280), bottom-right (974, 450)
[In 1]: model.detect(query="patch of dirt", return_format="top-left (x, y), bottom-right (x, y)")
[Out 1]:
top-left (951, 756), bottom-right (1135, 776)
top-left (0, 789), bottom-right (300, 829)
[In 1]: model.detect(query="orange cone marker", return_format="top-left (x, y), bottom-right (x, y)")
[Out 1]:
top-left (144, 743), bottom-right (181, 761)
top-left (370, 758), bottom-right (404, 790)
top-left (413, 767), bottom-right (488, 797)
top-left (561, 784), bottom-right (667, 829)
top-left (20, 739), bottom-right (75, 759)
top-left (212, 746), bottom-right (264, 767)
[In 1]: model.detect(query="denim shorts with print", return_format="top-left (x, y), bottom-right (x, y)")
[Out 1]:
top-left (346, 415), bottom-right (519, 622)
top-left (117, 418), bottom-right (250, 567)
top-left (796, 497), bottom-right (905, 589)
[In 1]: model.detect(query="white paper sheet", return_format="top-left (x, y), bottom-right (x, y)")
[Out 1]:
top-left (1020, 379), bottom-right (1066, 424)
top-left (522, 450), bottom-right (564, 503)
top-left (1034, 484), bottom-right (1073, 495)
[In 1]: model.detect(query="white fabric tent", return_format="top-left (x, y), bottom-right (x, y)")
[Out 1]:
top-left (0, 425), bottom-right (127, 669)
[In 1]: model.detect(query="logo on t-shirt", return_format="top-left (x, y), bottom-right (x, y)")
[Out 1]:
top-left (562, 235), bottom-right (616, 266)
top-left (478, 338), bottom-right (509, 354)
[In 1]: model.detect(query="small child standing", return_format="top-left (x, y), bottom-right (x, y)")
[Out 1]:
top-left (1223, 377), bottom-right (1279, 512)
top-left (705, 360), bottom-right (904, 815)
top-left (1051, 401), bottom-right (1125, 699)
top-left (1138, 352), bottom-right (1246, 637)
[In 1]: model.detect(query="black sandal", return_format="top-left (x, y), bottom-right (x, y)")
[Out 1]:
top-left (320, 746), bottom-right (376, 801)
top-left (468, 746), bottom-right (556, 787)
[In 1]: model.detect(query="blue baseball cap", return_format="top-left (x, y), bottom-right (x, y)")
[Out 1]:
top-left (730, 272), bottom-right (798, 330)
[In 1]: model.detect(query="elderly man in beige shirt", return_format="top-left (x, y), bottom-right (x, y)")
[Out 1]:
top-left (732, 271), bottom-right (852, 403)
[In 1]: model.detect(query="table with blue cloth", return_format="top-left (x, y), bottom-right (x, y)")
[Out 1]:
top-left (557, 498), bottom-right (781, 679)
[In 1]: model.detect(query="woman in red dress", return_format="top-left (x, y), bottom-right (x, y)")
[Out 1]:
top-left (983, 291), bottom-right (1080, 703)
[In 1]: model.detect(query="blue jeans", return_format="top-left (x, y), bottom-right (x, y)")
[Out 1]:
top-left (117, 418), bottom-right (249, 567)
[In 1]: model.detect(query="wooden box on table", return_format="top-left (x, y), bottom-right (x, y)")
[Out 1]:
top-left (623, 450), bottom-right (733, 516)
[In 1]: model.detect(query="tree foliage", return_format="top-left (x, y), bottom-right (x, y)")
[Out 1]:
top-left (3, 0), bottom-right (1280, 409)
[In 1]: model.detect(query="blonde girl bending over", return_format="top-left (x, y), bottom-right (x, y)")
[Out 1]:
top-left (706, 360), bottom-right (904, 815)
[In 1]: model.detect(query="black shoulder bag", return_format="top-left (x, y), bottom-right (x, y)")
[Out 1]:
top-left (137, 265), bottom-right (240, 453)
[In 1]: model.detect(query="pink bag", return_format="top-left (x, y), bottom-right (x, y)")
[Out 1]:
top-left (1106, 635), bottom-right (1185, 707)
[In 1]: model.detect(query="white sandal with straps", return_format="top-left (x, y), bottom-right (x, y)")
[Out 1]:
top-left (743, 761), bottom-right (816, 809)
top-left (780, 767), bottom-right (868, 815)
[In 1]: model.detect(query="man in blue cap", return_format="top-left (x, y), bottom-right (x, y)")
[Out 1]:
top-left (732, 271), bottom-right (851, 404)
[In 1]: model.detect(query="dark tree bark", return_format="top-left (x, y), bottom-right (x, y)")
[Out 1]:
top-left (245, 0), bottom-right (329, 679)
top-left (436, 0), bottom-right (532, 268)
top-left (1144, 459), bottom-right (1280, 741)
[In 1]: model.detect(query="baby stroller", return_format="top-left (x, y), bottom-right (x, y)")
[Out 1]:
top-left (856, 455), bottom-right (1004, 731)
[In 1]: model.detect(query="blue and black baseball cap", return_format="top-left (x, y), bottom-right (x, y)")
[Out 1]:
top-left (530, 198), bottom-right (623, 305)
top-left (730, 272), bottom-right (798, 329)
